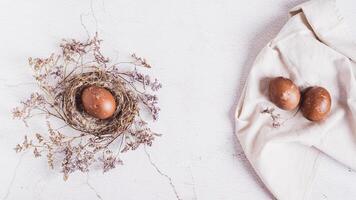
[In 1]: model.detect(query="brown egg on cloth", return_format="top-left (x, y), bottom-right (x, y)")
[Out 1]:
top-left (268, 77), bottom-right (301, 110)
top-left (301, 87), bottom-right (331, 122)
top-left (81, 86), bottom-right (116, 120)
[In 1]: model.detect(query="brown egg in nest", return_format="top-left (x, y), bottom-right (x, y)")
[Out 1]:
top-left (81, 86), bottom-right (117, 120)
top-left (268, 77), bottom-right (301, 110)
top-left (301, 87), bottom-right (331, 122)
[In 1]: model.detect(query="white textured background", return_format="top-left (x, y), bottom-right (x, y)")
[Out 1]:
top-left (0, 0), bottom-right (355, 199)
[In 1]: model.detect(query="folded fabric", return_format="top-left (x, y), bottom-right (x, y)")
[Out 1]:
top-left (235, 0), bottom-right (356, 199)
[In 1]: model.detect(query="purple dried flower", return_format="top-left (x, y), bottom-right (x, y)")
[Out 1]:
top-left (140, 94), bottom-right (160, 120)
top-left (100, 152), bottom-right (123, 173)
top-left (151, 78), bottom-right (162, 91)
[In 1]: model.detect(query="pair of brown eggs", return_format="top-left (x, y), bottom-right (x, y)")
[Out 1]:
top-left (268, 77), bottom-right (331, 122)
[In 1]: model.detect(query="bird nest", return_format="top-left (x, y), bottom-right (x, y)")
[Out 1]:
top-left (12, 34), bottom-right (162, 180)
top-left (63, 71), bottom-right (138, 135)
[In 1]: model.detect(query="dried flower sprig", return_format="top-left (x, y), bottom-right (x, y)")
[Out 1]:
top-left (13, 33), bottom-right (162, 180)
top-left (261, 106), bottom-right (300, 128)
top-left (261, 107), bottom-right (281, 128)
top-left (131, 53), bottom-right (151, 68)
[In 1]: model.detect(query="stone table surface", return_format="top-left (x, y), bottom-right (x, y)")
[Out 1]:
top-left (1, 0), bottom-right (356, 199)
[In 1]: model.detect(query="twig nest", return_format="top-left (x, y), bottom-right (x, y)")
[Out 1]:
top-left (268, 77), bottom-right (301, 110)
top-left (62, 71), bottom-right (138, 135)
top-left (301, 87), bottom-right (331, 122)
top-left (81, 86), bottom-right (116, 120)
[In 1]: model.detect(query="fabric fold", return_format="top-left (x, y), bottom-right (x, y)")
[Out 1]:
top-left (235, 0), bottom-right (356, 199)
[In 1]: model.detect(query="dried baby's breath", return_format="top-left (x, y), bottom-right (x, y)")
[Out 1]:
top-left (13, 33), bottom-right (161, 180)
top-left (261, 107), bottom-right (281, 128)
top-left (261, 106), bottom-right (301, 128)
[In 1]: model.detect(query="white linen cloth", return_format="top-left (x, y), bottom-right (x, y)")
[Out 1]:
top-left (235, 0), bottom-right (356, 199)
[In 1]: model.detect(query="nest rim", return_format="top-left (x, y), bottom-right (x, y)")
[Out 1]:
top-left (61, 71), bottom-right (138, 136)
